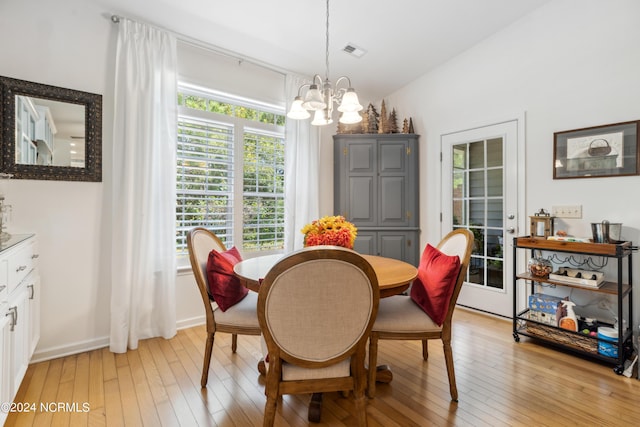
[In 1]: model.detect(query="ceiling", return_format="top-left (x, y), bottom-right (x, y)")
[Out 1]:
top-left (98, 0), bottom-right (552, 101)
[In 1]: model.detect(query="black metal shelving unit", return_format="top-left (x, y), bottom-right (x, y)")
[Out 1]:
top-left (512, 236), bottom-right (634, 374)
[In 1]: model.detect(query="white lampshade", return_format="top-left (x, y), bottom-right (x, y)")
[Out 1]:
top-left (287, 96), bottom-right (311, 119)
top-left (337, 88), bottom-right (363, 112)
top-left (301, 85), bottom-right (326, 110)
top-left (339, 110), bottom-right (362, 124)
top-left (311, 109), bottom-right (333, 126)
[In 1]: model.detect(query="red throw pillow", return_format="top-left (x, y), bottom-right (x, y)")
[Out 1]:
top-left (206, 246), bottom-right (248, 312)
top-left (410, 244), bottom-right (461, 325)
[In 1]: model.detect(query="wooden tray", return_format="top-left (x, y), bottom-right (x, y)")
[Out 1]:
top-left (514, 236), bottom-right (631, 256)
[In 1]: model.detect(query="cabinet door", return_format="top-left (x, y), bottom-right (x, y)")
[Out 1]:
top-left (0, 305), bottom-right (11, 425)
top-left (379, 139), bottom-right (414, 227)
top-left (334, 138), bottom-right (378, 227)
top-left (26, 273), bottom-right (40, 357)
top-left (378, 231), bottom-right (419, 266)
top-left (343, 139), bottom-right (378, 226)
top-left (8, 286), bottom-right (29, 398)
top-left (353, 231), bottom-right (376, 255)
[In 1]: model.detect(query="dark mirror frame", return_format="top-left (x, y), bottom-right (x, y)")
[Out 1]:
top-left (0, 76), bottom-right (102, 182)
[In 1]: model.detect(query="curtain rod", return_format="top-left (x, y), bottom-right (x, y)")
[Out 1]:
top-left (109, 14), bottom-right (293, 78)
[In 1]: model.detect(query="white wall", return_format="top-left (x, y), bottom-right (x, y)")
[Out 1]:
top-left (386, 0), bottom-right (640, 323)
top-left (0, 0), bottom-right (115, 359)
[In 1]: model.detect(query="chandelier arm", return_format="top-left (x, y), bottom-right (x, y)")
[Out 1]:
top-left (296, 83), bottom-right (312, 97)
top-left (335, 76), bottom-right (352, 89)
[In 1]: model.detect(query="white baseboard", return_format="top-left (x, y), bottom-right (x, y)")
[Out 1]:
top-left (177, 315), bottom-right (205, 330)
top-left (31, 336), bottom-right (110, 363)
top-left (30, 316), bottom-right (207, 363)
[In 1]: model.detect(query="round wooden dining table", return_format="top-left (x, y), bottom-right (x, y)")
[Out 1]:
top-left (234, 251), bottom-right (417, 422)
top-left (234, 253), bottom-right (418, 298)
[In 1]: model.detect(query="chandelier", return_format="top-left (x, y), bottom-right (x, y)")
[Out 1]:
top-left (287, 0), bottom-right (363, 126)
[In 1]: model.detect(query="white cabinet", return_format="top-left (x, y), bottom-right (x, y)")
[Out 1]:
top-left (0, 234), bottom-right (38, 425)
top-left (8, 285), bottom-right (29, 396)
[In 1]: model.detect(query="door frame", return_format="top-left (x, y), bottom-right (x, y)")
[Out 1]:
top-left (440, 113), bottom-right (527, 317)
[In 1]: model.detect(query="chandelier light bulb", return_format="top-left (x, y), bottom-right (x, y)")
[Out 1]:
top-left (337, 88), bottom-right (363, 113)
top-left (339, 110), bottom-right (362, 124)
top-left (301, 84), bottom-right (326, 110)
top-left (287, 96), bottom-right (311, 119)
top-left (311, 109), bottom-right (333, 126)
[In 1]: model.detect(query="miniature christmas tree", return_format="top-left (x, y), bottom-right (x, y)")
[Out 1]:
top-left (378, 100), bottom-right (387, 134)
top-left (366, 103), bottom-right (379, 134)
top-left (388, 108), bottom-right (399, 133)
top-left (361, 110), bottom-right (369, 133)
top-left (402, 118), bottom-right (409, 133)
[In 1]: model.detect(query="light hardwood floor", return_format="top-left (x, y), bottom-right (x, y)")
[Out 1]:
top-left (6, 308), bottom-right (640, 426)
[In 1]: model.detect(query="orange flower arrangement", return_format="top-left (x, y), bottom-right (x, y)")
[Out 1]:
top-left (301, 215), bottom-right (358, 249)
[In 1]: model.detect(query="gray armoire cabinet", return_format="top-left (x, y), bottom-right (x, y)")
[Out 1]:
top-left (333, 134), bottom-right (420, 266)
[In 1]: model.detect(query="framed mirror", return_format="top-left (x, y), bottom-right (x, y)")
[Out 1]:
top-left (0, 76), bottom-right (102, 181)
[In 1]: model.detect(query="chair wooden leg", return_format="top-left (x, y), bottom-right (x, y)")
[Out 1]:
top-left (422, 339), bottom-right (429, 360)
top-left (201, 333), bottom-right (215, 387)
top-left (263, 396), bottom-right (277, 427)
top-left (232, 333), bottom-right (238, 353)
top-left (367, 333), bottom-right (378, 398)
top-left (442, 339), bottom-right (458, 401)
top-left (354, 392), bottom-right (368, 427)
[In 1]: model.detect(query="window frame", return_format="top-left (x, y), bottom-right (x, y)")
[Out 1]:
top-left (176, 83), bottom-right (286, 266)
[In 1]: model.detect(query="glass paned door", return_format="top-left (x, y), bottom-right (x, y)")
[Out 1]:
top-left (442, 120), bottom-right (521, 317)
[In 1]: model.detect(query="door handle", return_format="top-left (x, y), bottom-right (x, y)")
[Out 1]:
top-left (507, 227), bottom-right (515, 234)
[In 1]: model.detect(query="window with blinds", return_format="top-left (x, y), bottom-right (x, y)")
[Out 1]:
top-left (176, 86), bottom-right (285, 256)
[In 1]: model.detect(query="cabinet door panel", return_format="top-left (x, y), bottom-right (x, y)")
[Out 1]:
top-left (379, 142), bottom-right (406, 172)
top-left (379, 176), bottom-right (406, 225)
top-left (378, 231), bottom-right (419, 266)
top-left (348, 142), bottom-right (375, 172)
top-left (348, 177), bottom-right (376, 224)
top-left (353, 232), bottom-right (376, 255)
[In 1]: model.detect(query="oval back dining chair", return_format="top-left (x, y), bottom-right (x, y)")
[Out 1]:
top-left (258, 246), bottom-right (380, 427)
top-left (187, 227), bottom-right (261, 387)
top-left (367, 228), bottom-right (474, 401)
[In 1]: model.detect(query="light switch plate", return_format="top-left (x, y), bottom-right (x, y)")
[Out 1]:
top-left (552, 205), bottom-right (582, 218)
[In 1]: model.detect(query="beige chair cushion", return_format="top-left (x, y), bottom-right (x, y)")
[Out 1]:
top-left (260, 335), bottom-right (348, 381)
top-left (263, 358), bottom-right (351, 381)
top-left (214, 291), bottom-right (260, 329)
top-left (373, 295), bottom-right (442, 333)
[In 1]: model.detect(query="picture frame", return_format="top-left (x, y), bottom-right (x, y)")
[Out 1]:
top-left (553, 120), bottom-right (640, 179)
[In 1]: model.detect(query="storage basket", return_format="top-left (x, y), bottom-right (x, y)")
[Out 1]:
top-left (525, 322), bottom-right (597, 354)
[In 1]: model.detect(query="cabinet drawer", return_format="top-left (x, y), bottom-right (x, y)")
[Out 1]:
top-left (7, 241), bottom-right (35, 294)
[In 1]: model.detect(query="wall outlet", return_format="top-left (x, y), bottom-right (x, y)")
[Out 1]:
top-left (552, 205), bottom-right (582, 218)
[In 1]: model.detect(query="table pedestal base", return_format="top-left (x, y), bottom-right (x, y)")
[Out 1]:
top-left (257, 359), bottom-right (393, 423)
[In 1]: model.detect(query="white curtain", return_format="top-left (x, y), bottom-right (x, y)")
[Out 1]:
top-left (110, 19), bottom-right (178, 353)
top-left (284, 74), bottom-right (321, 252)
